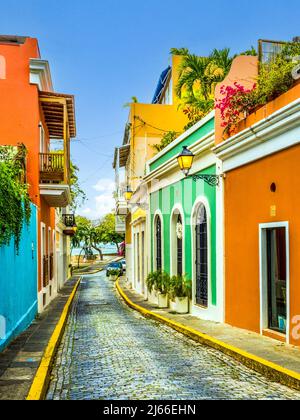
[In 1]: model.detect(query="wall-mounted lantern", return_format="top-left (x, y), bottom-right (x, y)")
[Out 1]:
top-left (124, 186), bottom-right (133, 202)
top-left (177, 146), bottom-right (195, 177)
top-left (177, 146), bottom-right (222, 187)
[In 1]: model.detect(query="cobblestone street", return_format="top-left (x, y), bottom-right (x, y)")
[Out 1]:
top-left (46, 273), bottom-right (300, 400)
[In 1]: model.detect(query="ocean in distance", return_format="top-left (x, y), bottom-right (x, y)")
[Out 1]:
top-left (71, 243), bottom-right (118, 256)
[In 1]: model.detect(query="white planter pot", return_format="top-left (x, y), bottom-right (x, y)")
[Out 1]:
top-left (148, 290), bottom-right (158, 305)
top-left (175, 297), bottom-right (189, 314)
top-left (169, 300), bottom-right (176, 312)
top-left (158, 293), bottom-right (168, 309)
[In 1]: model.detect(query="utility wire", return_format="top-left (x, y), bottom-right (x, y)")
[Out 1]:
top-left (134, 116), bottom-right (181, 135)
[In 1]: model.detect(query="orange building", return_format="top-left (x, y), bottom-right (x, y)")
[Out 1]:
top-left (0, 35), bottom-right (76, 312)
top-left (214, 51), bottom-right (300, 346)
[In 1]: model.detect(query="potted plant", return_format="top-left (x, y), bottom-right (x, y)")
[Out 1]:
top-left (155, 271), bottom-right (170, 309)
top-left (109, 268), bottom-right (120, 281)
top-left (170, 275), bottom-right (192, 314)
top-left (146, 271), bottom-right (170, 308)
top-left (146, 271), bottom-right (159, 304)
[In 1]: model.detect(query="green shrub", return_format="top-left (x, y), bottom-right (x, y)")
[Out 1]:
top-left (0, 144), bottom-right (31, 252)
top-left (153, 131), bottom-right (178, 153)
top-left (256, 56), bottom-right (297, 104)
top-left (109, 269), bottom-right (120, 277)
top-left (146, 270), bottom-right (170, 294)
top-left (169, 275), bottom-right (192, 299)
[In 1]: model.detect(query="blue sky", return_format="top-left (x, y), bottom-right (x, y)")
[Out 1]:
top-left (1, 0), bottom-right (300, 218)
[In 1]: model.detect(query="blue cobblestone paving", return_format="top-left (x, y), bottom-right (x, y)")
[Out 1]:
top-left (46, 273), bottom-right (300, 400)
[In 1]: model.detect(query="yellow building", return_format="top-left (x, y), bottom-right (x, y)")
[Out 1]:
top-left (113, 55), bottom-right (188, 294)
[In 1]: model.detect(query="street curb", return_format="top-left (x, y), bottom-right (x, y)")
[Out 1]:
top-left (26, 278), bottom-right (82, 401)
top-left (116, 279), bottom-right (300, 392)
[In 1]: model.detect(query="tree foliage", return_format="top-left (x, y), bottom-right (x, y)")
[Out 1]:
top-left (0, 144), bottom-right (31, 252)
top-left (175, 46), bottom-right (257, 129)
top-left (71, 213), bottom-right (125, 266)
top-left (70, 162), bottom-right (86, 212)
top-left (96, 213), bottom-right (125, 252)
top-left (216, 42), bottom-right (300, 137)
top-left (153, 131), bottom-right (178, 153)
top-left (170, 47), bottom-right (189, 56)
top-left (176, 49), bottom-right (234, 128)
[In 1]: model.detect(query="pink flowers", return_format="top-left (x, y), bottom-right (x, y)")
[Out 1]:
top-left (215, 82), bottom-right (257, 137)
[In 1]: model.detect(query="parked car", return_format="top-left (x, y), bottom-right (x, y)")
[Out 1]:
top-left (121, 259), bottom-right (126, 271)
top-left (106, 262), bottom-right (123, 277)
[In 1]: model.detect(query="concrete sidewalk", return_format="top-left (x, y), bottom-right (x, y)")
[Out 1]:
top-left (118, 278), bottom-right (300, 389)
top-left (0, 276), bottom-right (79, 400)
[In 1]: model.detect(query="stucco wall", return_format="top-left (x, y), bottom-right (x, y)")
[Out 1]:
top-left (0, 203), bottom-right (38, 351)
top-left (224, 144), bottom-right (300, 346)
top-left (150, 165), bottom-right (217, 305)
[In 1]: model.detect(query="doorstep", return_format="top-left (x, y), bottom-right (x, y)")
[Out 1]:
top-left (0, 276), bottom-right (80, 400)
top-left (117, 277), bottom-right (300, 391)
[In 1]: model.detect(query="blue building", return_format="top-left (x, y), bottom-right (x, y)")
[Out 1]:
top-left (0, 203), bottom-right (38, 351)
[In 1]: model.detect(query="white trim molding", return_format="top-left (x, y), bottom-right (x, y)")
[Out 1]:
top-left (189, 193), bottom-right (224, 323)
top-left (170, 204), bottom-right (185, 277)
top-left (145, 132), bottom-right (215, 183)
top-left (153, 210), bottom-right (164, 272)
top-left (30, 59), bottom-right (53, 92)
top-left (147, 110), bottom-right (215, 170)
top-left (214, 98), bottom-right (300, 172)
top-left (190, 197), bottom-right (212, 316)
top-left (259, 222), bottom-right (290, 344)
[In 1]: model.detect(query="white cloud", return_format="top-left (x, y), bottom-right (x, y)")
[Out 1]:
top-left (94, 193), bottom-right (115, 217)
top-left (81, 207), bottom-right (92, 215)
top-left (78, 178), bottom-right (115, 220)
top-left (93, 178), bottom-right (115, 193)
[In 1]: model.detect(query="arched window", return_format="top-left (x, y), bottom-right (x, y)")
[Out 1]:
top-left (177, 214), bottom-right (183, 276)
top-left (195, 204), bottom-right (208, 307)
top-left (0, 56), bottom-right (6, 79)
top-left (155, 216), bottom-right (162, 271)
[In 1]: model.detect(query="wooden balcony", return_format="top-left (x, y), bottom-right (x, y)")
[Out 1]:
top-left (39, 152), bottom-right (66, 183)
top-left (39, 152), bottom-right (71, 207)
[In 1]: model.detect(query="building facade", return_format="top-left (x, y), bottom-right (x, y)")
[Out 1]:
top-left (214, 54), bottom-right (300, 346)
top-left (0, 35), bottom-right (76, 349)
top-left (0, 201), bottom-right (38, 351)
top-left (113, 55), bottom-right (189, 289)
top-left (145, 112), bottom-right (224, 322)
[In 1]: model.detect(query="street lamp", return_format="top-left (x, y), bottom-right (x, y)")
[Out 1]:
top-left (177, 146), bottom-right (222, 187)
top-left (124, 186), bottom-right (133, 202)
top-left (177, 146), bottom-right (195, 177)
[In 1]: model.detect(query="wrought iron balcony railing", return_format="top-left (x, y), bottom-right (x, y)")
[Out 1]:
top-left (62, 214), bottom-right (76, 228)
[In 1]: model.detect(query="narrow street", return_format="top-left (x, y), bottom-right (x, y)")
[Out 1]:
top-left (46, 272), bottom-right (300, 400)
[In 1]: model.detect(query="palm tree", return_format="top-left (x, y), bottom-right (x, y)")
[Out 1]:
top-left (170, 47), bottom-right (189, 56)
top-left (176, 55), bottom-right (212, 101)
top-left (175, 49), bottom-right (234, 126)
top-left (210, 48), bottom-right (233, 76)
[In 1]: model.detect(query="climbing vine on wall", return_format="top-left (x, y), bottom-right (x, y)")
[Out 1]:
top-left (0, 144), bottom-right (31, 252)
